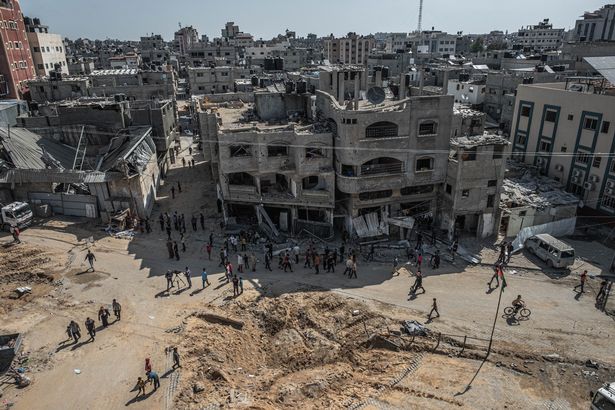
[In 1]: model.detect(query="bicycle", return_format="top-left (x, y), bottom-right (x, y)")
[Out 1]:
top-left (503, 306), bottom-right (532, 320)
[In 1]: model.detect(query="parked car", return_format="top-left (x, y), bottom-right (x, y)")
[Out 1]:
top-left (591, 382), bottom-right (615, 409)
top-left (524, 234), bottom-right (575, 268)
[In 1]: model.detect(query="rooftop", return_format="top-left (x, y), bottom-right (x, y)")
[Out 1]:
top-left (451, 133), bottom-right (509, 148)
top-left (90, 69), bottom-right (139, 76)
top-left (501, 171), bottom-right (579, 210)
top-left (453, 104), bottom-right (485, 118)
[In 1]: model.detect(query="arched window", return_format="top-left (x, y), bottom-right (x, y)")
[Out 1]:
top-left (365, 121), bottom-right (399, 138)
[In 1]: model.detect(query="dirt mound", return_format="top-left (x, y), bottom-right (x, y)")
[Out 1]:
top-left (176, 293), bottom-right (414, 409)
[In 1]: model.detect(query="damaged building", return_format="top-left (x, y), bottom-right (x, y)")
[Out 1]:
top-left (499, 170), bottom-right (579, 237)
top-left (440, 133), bottom-right (510, 239)
top-left (0, 125), bottom-right (160, 221)
top-left (200, 86), bottom-right (335, 238)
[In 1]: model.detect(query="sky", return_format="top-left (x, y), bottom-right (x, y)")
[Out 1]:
top-left (21, 0), bottom-right (607, 41)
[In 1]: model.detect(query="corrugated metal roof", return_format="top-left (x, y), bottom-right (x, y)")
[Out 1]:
top-left (0, 127), bottom-right (75, 169)
top-left (0, 169), bottom-right (123, 184)
top-left (584, 56), bottom-right (615, 85)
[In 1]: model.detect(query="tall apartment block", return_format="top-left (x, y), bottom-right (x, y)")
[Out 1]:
top-left (0, 0), bottom-right (35, 98)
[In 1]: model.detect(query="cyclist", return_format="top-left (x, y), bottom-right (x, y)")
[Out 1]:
top-left (511, 295), bottom-right (525, 314)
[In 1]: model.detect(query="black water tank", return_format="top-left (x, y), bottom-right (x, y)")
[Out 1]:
top-left (285, 81), bottom-right (295, 94)
top-left (274, 57), bottom-right (284, 71)
top-left (296, 80), bottom-right (307, 94)
top-left (264, 57), bottom-right (275, 71)
top-left (251, 76), bottom-right (258, 86)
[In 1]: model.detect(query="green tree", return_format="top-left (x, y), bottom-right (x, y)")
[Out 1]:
top-left (470, 37), bottom-right (485, 53)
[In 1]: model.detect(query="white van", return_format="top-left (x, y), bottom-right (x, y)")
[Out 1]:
top-left (524, 234), bottom-right (575, 269)
top-left (591, 382), bottom-right (615, 409)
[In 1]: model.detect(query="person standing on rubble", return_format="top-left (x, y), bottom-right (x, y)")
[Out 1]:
top-left (84, 250), bottom-right (96, 272)
top-left (232, 274), bottom-right (240, 297)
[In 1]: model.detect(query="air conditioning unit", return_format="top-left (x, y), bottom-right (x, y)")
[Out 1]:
top-left (584, 182), bottom-right (595, 191)
top-left (607, 180), bottom-right (615, 189)
top-left (590, 174), bottom-right (600, 183)
top-left (554, 164), bottom-right (564, 172)
top-left (573, 170), bottom-right (581, 177)
top-left (571, 177), bottom-right (579, 184)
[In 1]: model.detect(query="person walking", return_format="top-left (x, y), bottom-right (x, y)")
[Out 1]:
top-left (159, 214), bottom-right (165, 231)
top-left (173, 241), bottom-right (180, 261)
top-left (84, 250), bottom-right (96, 272)
top-left (416, 253), bottom-right (423, 269)
top-left (172, 347), bottom-right (181, 369)
top-left (191, 215), bottom-right (197, 231)
top-left (165, 270), bottom-right (174, 292)
top-left (181, 236), bottom-right (186, 253)
top-left (506, 242), bottom-right (514, 264)
top-left (283, 253), bottom-right (293, 272)
top-left (343, 256), bottom-right (353, 276)
top-left (166, 240), bottom-right (174, 259)
top-left (392, 256), bottom-right (399, 276)
top-left (170, 185), bottom-right (175, 199)
top-left (201, 268), bottom-right (210, 288)
top-left (488, 265), bottom-right (501, 289)
top-left (265, 252), bottom-right (272, 271)
top-left (10, 225), bottom-right (21, 243)
top-left (209, 232), bottom-right (214, 246)
top-left (98, 306), bottom-right (110, 327)
top-left (146, 370), bottom-right (160, 390)
top-left (85, 317), bottom-right (96, 341)
top-left (349, 260), bottom-right (358, 279)
top-left (177, 181), bottom-right (182, 193)
top-left (136, 377), bottom-right (146, 396)
top-left (314, 253), bottom-right (320, 274)
top-left (497, 242), bottom-right (507, 264)
top-left (112, 299), bottom-right (121, 321)
top-left (205, 243), bottom-right (212, 260)
top-left (166, 225), bottom-right (172, 241)
top-left (200, 213), bottom-right (205, 230)
top-left (181, 157), bottom-right (186, 167)
top-left (597, 280), bottom-right (608, 303)
top-left (237, 254), bottom-right (244, 273)
top-left (249, 253), bottom-right (257, 272)
top-left (427, 298), bottom-right (440, 319)
top-left (367, 244), bottom-right (375, 262)
top-left (450, 238), bottom-right (458, 262)
top-left (184, 267), bottom-right (192, 289)
top-left (574, 270), bottom-right (588, 293)
top-left (239, 276), bottom-right (244, 294)
top-left (69, 320), bottom-right (81, 344)
top-left (410, 270), bottom-right (425, 295)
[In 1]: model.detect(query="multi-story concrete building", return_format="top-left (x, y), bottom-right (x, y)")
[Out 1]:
top-left (484, 69), bottom-right (566, 131)
top-left (186, 43), bottom-right (237, 67)
top-left (29, 68), bottom-right (176, 102)
top-left (513, 19), bottom-right (565, 52)
top-left (440, 134), bottom-right (509, 238)
top-left (199, 94), bottom-right (336, 237)
top-left (573, 5), bottom-right (615, 42)
top-left (24, 17), bottom-right (67, 77)
top-left (316, 66), bottom-right (454, 236)
top-left (140, 34), bottom-right (165, 51)
top-left (511, 75), bottom-right (615, 215)
top-left (452, 104), bottom-right (485, 138)
top-left (187, 66), bottom-right (261, 94)
top-left (0, 0), bottom-right (35, 98)
top-left (366, 52), bottom-right (413, 81)
top-left (324, 33), bottom-right (375, 65)
top-left (447, 79), bottom-right (486, 106)
top-left (108, 53), bottom-right (140, 69)
top-left (407, 30), bottom-right (457, 59)
top-left (174, 26), bottom-right (199, 56)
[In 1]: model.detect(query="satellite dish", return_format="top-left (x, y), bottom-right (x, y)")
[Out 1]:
top-left (366, 87), bottom-right (386, 105)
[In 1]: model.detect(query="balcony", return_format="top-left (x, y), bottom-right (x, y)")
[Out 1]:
top-left (336, 173), bottom-right (407, 194)
top-left (227, 185), bottom-right (259, 201)
top-left (302, 190), bottom-right (333, 205)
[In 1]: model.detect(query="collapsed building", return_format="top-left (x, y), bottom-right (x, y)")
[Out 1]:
top-left (499, 168), bottom-right (579, 237)
top-left (0, 125), bottom-right (160, 221)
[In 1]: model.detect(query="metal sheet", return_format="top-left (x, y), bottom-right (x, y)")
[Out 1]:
top-left (584, 56), bottom-right (615, 85)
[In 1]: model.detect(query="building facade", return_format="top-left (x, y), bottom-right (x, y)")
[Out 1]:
top-left (187, 66), bottom-right (260, 94)
top-left (24, 17), bottom-right (67, 77)
top-left (511, 80), bottom-right (615, 215)
top-left (324, 33), bottom-right (375, 65)
top-left (573, 5), bottom-right (615, 42)
top-left (0, 0), bottom-right (35, 98)
top-left (513, 19), bottom-right (564, 52)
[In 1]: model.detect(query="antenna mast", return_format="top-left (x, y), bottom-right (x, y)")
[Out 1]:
top-left (417, 0), bottom-right (424, 33)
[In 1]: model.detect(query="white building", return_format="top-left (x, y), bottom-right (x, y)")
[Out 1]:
top-left (407, 30), bottom-right (457, 58)
top-left (513, 19), bottom-right (564, 52)
top-left (447, 79), bottom-right (486, 105)
top-left (109, 53), bottom-right (141, 69)
top-left (24, 17), bottom-right (67, 76)
top-left (573, 5), bottom-right (615, 42)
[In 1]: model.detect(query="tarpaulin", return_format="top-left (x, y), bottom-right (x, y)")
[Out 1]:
top-left (511, 217), bottom-right (577, 252)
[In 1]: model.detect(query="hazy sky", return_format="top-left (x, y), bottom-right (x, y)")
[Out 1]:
top-left (21, 0), bottom-right (606, 41)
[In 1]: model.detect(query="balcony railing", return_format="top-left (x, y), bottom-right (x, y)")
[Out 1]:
top-left (360, 163), bottom-right (405, 176)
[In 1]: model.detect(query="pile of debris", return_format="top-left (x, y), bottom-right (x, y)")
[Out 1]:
top-left (175, 293), bottom-right (423, 409)
top-left (501, 171), bottom-right (579, 210)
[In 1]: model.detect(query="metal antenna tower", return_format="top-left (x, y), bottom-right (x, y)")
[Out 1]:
top-left (417, 0), bottom-right (424, 33)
